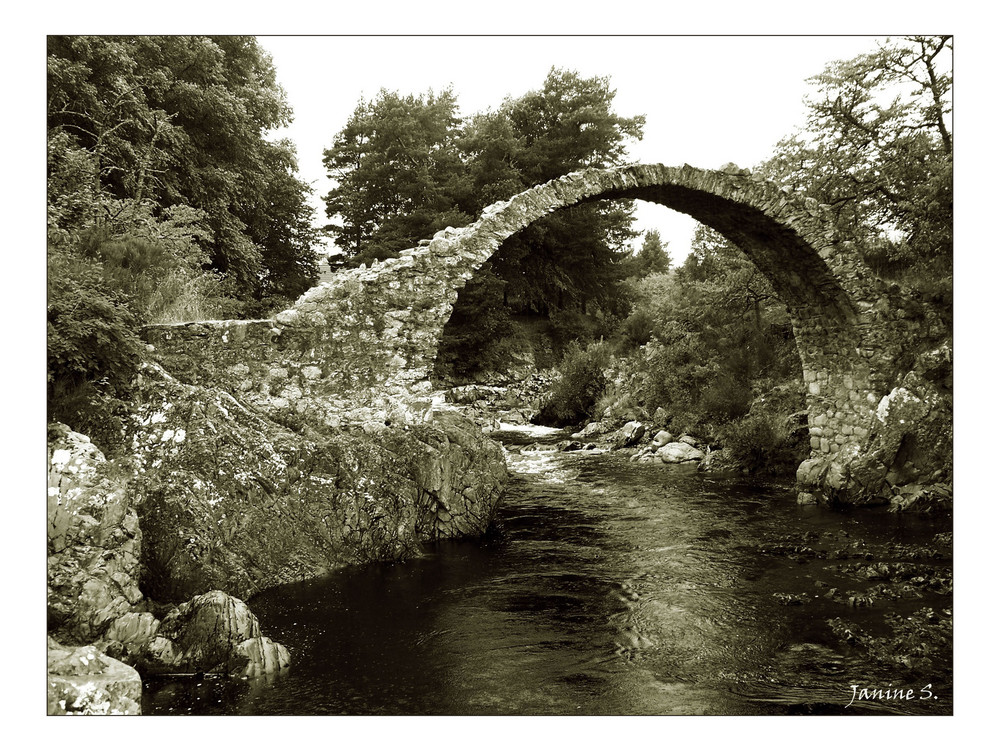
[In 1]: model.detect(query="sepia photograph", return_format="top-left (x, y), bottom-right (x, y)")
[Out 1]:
top-left (36, 13), bottom-right (965, 729)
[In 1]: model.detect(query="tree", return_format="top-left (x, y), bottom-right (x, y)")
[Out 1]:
top-left (460, 68), bottom-right (646, 315)
top-left (630, 229), bottom-right (671, 277)
top-left (322, 88), bottom-right (472, 264)
top-left (439, 68), bottom-right (645, 374)
top-left (47, 35), bottom-right (320, 449)
top-left (759, 36), bottom-right (952, 301)
top-left (47, 35), bottom-right (319, 302)
top-left (319, 68), bottom-right (645, 377)
top-left (248, 137), bottom-right (321, 303)
top-left (626, 225), bottom-right (800, 427)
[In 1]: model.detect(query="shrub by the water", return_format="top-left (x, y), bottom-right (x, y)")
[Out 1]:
top-left (721, 412), bottom-right (797, 475)
top-left (535, 340), bottom-right (612, 426)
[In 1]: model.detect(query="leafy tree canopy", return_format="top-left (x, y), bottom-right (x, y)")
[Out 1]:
top-left (322, 88), bottom-right (472, 265)
top-left (48, 34), bottom-right (318, 301)
top-left (322, 68), bottom-right (646, 378)
top-left (759, 35), bottom-right (952, 302)
top-left (628, 229), bottom-right (671, 278)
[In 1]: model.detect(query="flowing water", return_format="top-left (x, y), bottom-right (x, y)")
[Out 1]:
top-left (143, 424), bottom-right (952, 715)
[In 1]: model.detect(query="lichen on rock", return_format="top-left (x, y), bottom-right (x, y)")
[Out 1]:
top-left (47, 637), bottom-right (142, 715)
top-left (47, 424), bottom-right (144, 644)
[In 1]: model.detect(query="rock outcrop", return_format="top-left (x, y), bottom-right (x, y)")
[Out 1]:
top-left (102, 591), bottom-right (290, 679)
top-left (656, 442), bottom-right (706, 464)
top-left (47, 638), bottom-right (143, 715)
top-left (613, 420), bottom-right (647, 448)
top-left (47, 359), bottom-right (507, 712)
top-left (131, 362), bottom-right (506, 603)
top-left (47, 424), bottom-right (143, 644)
top-left (796, 345), bottom-right (952, 510)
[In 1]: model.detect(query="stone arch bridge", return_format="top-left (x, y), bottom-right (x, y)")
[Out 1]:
top-left (144, 164), bottom-right (950, 504)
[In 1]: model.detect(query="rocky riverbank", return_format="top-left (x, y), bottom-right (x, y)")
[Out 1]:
top-left (448, 359), bottom-right (952, 516)
top-left (763, 527), bottom-right (953, 702)
top-left (47, 362), bottom-right (508, 714)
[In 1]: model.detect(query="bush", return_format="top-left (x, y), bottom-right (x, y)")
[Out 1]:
top-left (47, 246), bottom-right (143, 452)
top-left (638, 326), bottom-right (716, 417)
top-left (77, 227), bottom-right (237, 325)
top-left (618, 308), bottom-right (655, 350)
top-left (698, 374), bottom-right (753, 422)
top-left (548, 309), bottom-right (605, 353)
top-left (721, 412), bottom-right (794, 475)
top-left (535, 340), bottom-right (613, 426)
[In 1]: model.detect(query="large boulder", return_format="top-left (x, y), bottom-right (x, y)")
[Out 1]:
top-left (101, 591), bottom-right (290, 678)
top-left (47, 638), bottom-right (142, 715)
top-left (656, 442), bottom-right (706, 464)
top-left (651, 430), bottom-right (674, 447)
top-left (613, 421), bottom-right (647, 448)
top-left (571, 421), bottom-right (612, 440)
top-left (131, 362), bottom-right (507, 603)
top-left (872, 365), bottom-right (952, 488)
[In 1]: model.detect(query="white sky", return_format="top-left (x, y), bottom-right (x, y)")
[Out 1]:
top-left (259, 35), bottom-right (888, 259)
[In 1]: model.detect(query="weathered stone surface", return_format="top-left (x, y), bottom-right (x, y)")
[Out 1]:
top-left (873, 369), bottom-right (952, 488)
top-left (889, 483), bottom-right (953, 515)
top-left (656, 442), bottom-right (706, 464)
top-left (796, 457), bottom-right (827, 486)
top-left (614, 421), bottom-right (647, 448)
top-left (129, 364), bottom-right (505, 603)
top-left (151, 591), bottom-right (290, 677)
top-left (48, 637), bottom-right (142, 715)
top-left (572, 421), bottom-right (610, 440)
top-left (47, 425), bottom-right (143, 644)
top-left (232, 636), bottom-right (291, 679)
top-left (651, 430), bottom-right (674, 447)
top-left (103, 591), bottom-right (291, 678)
top-left (104, 612), bottom-right (159, 646)
top-left (393, 410), bottom-right (508, 541)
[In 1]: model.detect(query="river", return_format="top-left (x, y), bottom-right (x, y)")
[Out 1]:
top-left (143, 423), bottom-right (952, 715)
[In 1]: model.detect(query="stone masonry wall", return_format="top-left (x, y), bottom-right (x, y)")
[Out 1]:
top-left (143, 164), bottom-right (949, 503)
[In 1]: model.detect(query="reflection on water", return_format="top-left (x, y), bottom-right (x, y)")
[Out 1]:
top-left (144, 428), bottom-right (952, 715)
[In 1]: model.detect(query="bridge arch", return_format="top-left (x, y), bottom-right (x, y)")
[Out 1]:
top-left (145, 164), bottom-right (915, 501)
top-left (385, 164), bottom-right (897, 441)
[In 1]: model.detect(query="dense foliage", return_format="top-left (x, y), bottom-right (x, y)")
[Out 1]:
top-left (322, 68), bottom-right (645, 378)
top-left (535, 341), bottom-right (614, 426)
top-left (322, 88), bottom-right (471, 265)
top-left (541, 37), bottom-right (951, 475)
top-left (760, 36), bottom-right (952, 307)
top-left (543, 224), bottom-right (806, 467)
top-left (47, 35), bottom-right (319, 451)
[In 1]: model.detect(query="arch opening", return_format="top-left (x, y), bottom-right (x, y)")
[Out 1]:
top-left (397, 165), bottom-right (891, 478)
top-left (146, 164), bottom-right (905, 502)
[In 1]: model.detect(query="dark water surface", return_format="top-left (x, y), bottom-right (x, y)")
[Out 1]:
top-left (144, 425), bottom-right (952, 715)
